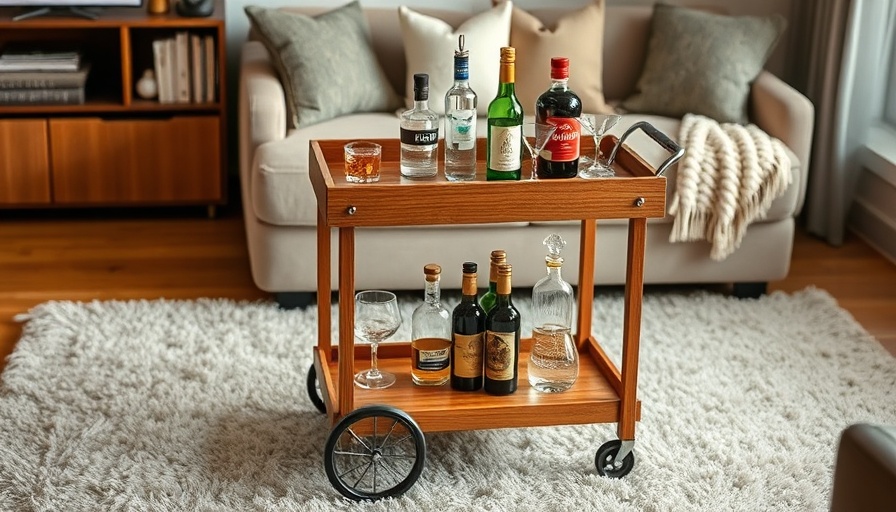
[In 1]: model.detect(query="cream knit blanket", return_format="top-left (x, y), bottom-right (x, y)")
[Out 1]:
top-left (670, 114), bottom-right (792, 261)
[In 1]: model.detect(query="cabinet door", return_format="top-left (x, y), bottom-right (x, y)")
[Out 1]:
top-left (0, 119), bottom-right (51, 205)
top-left (49, 116), bottom-right (222, 205)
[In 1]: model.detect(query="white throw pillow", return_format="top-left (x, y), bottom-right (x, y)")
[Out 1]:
top-left (398, 2), bottom-right (512, 116)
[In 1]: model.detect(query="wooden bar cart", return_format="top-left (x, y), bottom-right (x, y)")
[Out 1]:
top-left (306, 123), bottom-right (682, 501)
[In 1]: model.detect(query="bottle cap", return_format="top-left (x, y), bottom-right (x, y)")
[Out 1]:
top-left (550, 57), bottom-right (569, 79)
top-left (490, 249), bottom-right (507, 262)
top-left (413, 73), bottom-right (429, 100)
top-left (497, 263), bottom-right (512, 277)
top-left (455, 34), bottom-right (469, 58)
top-left (462, 261), bottom-right (477, 273)
top-left (424, 263), bottom-right (441, 281)
top-left (500, 47), bottom-right (515, 64)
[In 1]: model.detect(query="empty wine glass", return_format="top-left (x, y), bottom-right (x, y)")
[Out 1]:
top-left (354, 290), bottom-right (402, 389)
top-left (522, 122), bottom-right (559, 180)
top-left (578, 113), bottom-right (622, 178)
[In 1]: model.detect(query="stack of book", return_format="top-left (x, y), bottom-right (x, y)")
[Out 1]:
top-left (0, 50), bottom-right (90, 105)
top-left (153, 31), bottom-right (216, 104)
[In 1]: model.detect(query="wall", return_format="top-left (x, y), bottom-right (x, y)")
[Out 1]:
top-left (849, 126), bottom-right (896, 262)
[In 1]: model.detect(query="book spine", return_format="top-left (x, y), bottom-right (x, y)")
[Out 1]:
top-left (175, 31), bottom-right (190, 103)
top-left (190, 34), bottom-right (202, 103)
top-left (0, 87), bottom-right (84, 105)
top-left (203, 35), bottom-right (215, 103)
top-left (0, 74), bottom-right (84, 90)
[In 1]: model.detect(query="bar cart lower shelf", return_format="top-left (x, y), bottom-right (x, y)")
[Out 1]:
top-left (305, 125), bottom-right (682, 501)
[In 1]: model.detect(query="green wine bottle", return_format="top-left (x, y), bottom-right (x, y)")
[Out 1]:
top-left (486, 47), bottom-right (523, 181)
top-left (479, 249), bottom-right (506, 313)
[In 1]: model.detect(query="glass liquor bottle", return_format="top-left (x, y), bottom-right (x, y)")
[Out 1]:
top-left (451, 261), bottom-right (486, 391)
top-left (528, 233), bottom-right (579, 392)
top-left (479, 249), bottom-right (506, 313)
top-left (410, 263), bottom-right (451, 386)
top-left (486, 47), bottom-right (523, 181)
top-left (444, 35), bottom-right (478, 182)
top-left (400, 73), bottom-right (439, 178)
top-left (535, 57), bottom-right (582, 179)
top-left (484, 263), bottom-right (521, 395)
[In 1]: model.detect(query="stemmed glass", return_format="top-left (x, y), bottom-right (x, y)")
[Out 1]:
top-left (578, 113), bottom-right (622, 178)
top-left (354, 290), bottom-right (402, 389)
top-left (522, 122), bottom-right (559, 180)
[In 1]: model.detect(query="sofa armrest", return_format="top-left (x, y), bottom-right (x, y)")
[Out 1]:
top-left (750, 70), bottom-right (815, 214)
top-left (239, 41), bottom-right (288, 184)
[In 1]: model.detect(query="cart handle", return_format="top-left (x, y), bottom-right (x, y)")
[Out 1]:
top-left (606, 121), bottom-right (684, 177)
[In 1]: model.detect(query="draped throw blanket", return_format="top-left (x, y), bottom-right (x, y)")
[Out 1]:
top-left (670, 114), bottom-right (792, 261)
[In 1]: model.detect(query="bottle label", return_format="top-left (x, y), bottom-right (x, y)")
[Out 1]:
top-left (447, 110), bottom-right (476, 150)
top-left (413, 338), bottom-right (450, 371)
top-left (542, 117), bottom-right (580, 162)
top-left (453, 332), bottom-right (484, 378)
top-left (485, 330), bottom-right (516, 381)
top-left (401, 127), bottom-right (438, 146)
top-left (488, 125), bottom-right (521, 171)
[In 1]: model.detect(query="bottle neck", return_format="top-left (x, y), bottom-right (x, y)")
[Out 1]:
top-left (546, 265), bottom-right (563, 280)
top-left (454, 56), bottom-right (470, 84)
top-left (550, 77), bottom-right (569, 91)
top-left (461, 273), bottom-right (478, 299)
top-left (414, 98), bottom-right (429, 110)
top-left (424, 278), bottom-right (441, 304)
top-left (499, 61), bottom-right (515, 87)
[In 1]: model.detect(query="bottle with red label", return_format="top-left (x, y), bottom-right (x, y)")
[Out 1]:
top-left (535, 57), bottom-right (582, 179)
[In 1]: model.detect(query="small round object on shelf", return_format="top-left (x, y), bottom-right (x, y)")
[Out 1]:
top-left (135, 69), bottom-right (158, 100)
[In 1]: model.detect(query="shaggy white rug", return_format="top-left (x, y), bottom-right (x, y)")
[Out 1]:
top-left (1, 288), bottom-right (894, 511)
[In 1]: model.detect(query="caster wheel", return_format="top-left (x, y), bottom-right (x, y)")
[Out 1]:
top-left (306, 364), bottom-right (326, 414)
top-left (595, 440), bottom-right (635, 478)
top-left (324, 405), bottom-right (426, 501)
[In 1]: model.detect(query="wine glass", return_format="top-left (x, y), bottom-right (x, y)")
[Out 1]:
top-left (578, 113), bottom-right (622, 178)
top-left (354, 290), bottom-right (402, 389)
top-left (522, 122), bottom-right (559, 180)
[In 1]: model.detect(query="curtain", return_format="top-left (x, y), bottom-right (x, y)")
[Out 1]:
top-left (802, 0), bottom-right (896, 245)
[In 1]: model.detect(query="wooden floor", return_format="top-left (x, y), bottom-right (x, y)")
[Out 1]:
top-left (1, 205), bottom-right (894, 373)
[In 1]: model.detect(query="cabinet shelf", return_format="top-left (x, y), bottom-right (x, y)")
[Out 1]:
top-left (0, 1), bottom-right (227, 210)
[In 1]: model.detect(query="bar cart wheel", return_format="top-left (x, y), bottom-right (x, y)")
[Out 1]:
top-left (595, 440), bottom-right (635, 478)
top-left (306, 364), bottom-right (326, 414)
top-left (323, 405), bottom-right (427, 501)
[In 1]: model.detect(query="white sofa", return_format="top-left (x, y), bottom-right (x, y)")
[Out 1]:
top-left (238, 4), bottom-right (814, 307)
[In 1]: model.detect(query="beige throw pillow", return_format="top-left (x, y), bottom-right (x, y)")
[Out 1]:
top-left (621, 3), bottom-right (785, 124)
top-left (504, 0), bottom-right (613, 115)
top-left (398, 2), bottom-right (512, 116)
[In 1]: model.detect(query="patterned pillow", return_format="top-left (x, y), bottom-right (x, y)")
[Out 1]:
top-left (621, 3), bottom-right (785, 124)
top-left (245, 2), bottom-right (402, 128)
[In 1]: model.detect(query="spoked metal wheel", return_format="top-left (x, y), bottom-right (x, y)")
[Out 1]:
top-left (306, 364), bottom-right (326, 414)
top-left (595, 439), bottom-right (635, 478)
top-left (323, 405), bottom-right (426, 501)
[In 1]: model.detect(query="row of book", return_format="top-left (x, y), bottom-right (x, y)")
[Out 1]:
top-left (0, 50), bottom-right (89, 105)
top-left (153, 32), bottom-right (216, 104)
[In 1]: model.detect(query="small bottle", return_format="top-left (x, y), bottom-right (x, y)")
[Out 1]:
top-left (529, 233), bottom-right (579, 392)
top-left (484, 263), bottom-right (521, 395)
top-left (400, 73), bottom-right (439, 178)
top-left (411, 263), bottom-right (451, 386)
top-left (451, 261), bottom-right (486, 391)
top-left (535, 57), bottom-right (582, 179)
top-left (444, 35), bottom-right (478, 182)
top-left (479, 249), bottom-right (507, 313)
top-left (486, 47), bottom-right (523, 181)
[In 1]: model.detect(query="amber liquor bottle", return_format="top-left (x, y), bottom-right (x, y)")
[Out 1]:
top-left (411, 264), bottom-right (451, 386)
top-left (484, 263), bottom-right (521, 395)
top-left (451, 262), bottom-right (486, 391)
top-left (535, 57), bottom-right (582, 179)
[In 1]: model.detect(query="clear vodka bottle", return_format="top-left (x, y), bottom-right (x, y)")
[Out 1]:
top-left (528, 233), bottom-right (579, 392)
top-left (444, 35), bottom-right (477, 181)
top-left (400, 73), bottom-right (439, 178)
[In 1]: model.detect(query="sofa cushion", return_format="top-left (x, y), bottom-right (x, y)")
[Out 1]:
top-left (244, 1), bottom-right (402, 129)
top-left (620, 3), bottom-right (785, 124)
top-left (398, 2), bottom-right (512, 116)
top-left (503, 0), bottom-right (613, 115)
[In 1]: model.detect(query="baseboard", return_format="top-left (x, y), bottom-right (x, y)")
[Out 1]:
top-left (849, 198), bottom-right (896, 265)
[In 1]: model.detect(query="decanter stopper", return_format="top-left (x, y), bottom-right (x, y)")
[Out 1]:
top-left (544, 233), bottom-right (566, 264)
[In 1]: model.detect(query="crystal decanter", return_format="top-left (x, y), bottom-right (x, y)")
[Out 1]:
top-left (528, 233), bottom-right (578, 392)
